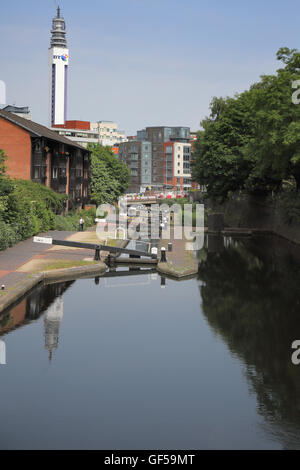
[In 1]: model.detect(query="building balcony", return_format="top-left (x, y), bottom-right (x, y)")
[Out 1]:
top-left (58, 176), bottom-right (67, 186)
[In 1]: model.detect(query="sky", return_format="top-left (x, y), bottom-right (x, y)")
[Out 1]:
top-left (0, 0), bottom-right (300, 135)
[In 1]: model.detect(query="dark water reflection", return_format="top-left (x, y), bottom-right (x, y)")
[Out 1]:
top-left (0, 236), bottom-right (300, 449)
top-left (198, 234), bottom-right (300, 449)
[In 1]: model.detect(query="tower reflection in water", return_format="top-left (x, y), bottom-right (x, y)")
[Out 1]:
top-left (0, 281), bottom-right (74, 362)
top-left (44, 296), bottom-right (64, 361)
top-left (0, 340), bottom-right (5, 365)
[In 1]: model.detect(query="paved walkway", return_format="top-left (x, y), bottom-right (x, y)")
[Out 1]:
top-left (0, 231), bottom-right (74, 289)
top-left (158, 230), bottom-right (199, 278)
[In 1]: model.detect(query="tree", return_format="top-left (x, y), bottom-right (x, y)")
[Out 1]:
top-left (193, 47), bottom-right (300, 199)
top-left (193, 93), bottom-right (256, 200)
top-left (88, 144), bottom-right (130, 205)
top-left (246, 48), bottom-right (300, 191)
top-left (90, 156), bottom-right (120, 205)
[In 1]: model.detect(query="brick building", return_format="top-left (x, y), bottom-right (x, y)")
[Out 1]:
top-left (0, 109), bottom-right (91, 210)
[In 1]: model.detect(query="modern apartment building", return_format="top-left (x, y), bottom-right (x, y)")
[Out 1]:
top-left (137, 126), bottom-right (190, 189)
top-left (52, 120), bottom-right (127, 148)
top-left (52, 120), bottom-right (99, 148)
top-left (118, 140), bottom-right (152, 193)
top-left (90, 121), bottom-right (127, 147)
top-left (163, 141), bottom-right (192, 191)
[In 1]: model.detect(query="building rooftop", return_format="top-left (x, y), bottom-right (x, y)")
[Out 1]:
top-left (0, 109), bottom-right (89, 151)
top-left (2, 105), bottom-right (30, 114)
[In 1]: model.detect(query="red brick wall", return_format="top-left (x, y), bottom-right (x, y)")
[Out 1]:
top-left (53, 120), bottom-right (90, 130)
top-left (0, 117), bottom-right (32, 180)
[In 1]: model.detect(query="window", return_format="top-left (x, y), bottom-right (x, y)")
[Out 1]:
top-left (34, 167), bottom-right (40, 179)
top-left (52, 168), bottom-right (58, 179)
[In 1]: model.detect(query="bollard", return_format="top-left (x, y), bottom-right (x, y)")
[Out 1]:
top-left (168, 243), bottom-right (173, 252)
top-left (94, 276), bottom-right (100, 285)
top-left (161, 276), bottom-right (166, 288)
top-left (160, 247), bottom-right (167, 263)
top-left (94, 246), bottom-right (101, 261)
top-left (151, 247), bottom-right (158, 257)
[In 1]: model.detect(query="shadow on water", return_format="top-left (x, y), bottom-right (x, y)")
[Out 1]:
top-left (198, 234), bottom-right (300, 448)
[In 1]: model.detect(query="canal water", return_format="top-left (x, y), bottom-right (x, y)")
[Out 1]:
top-left (1, 234), bottom-right (300, 449)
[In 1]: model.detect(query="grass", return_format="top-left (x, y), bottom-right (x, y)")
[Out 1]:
top-left (106, 238), bottom-right (122, 247)
top-left (42, 260), bottom-right (98, 271)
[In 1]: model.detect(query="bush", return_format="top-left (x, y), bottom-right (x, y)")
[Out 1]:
top-left (0, 220), bottom-right (21, 250)
top-left (54, 207), bottom-right (96, 231)
top-left (0, 177), bottom-right (96, 251)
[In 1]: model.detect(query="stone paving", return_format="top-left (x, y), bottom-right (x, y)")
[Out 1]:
top-left (0, 230), bottom-right (88, 289)
top-left (158, 230), bottom-right (199, 278)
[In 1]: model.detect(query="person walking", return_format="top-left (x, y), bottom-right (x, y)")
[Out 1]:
top-left (79, 216), bottom-right (84, 231)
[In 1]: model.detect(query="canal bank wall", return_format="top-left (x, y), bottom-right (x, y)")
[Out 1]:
top-left (190, 192), bottom-right (300, 245)
top-left (0, 262), bottom-right (107, 314)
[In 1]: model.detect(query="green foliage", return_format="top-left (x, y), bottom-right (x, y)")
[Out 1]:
top-left (88, 144), bottom-right (130, 205)
top-left (0, 220), bottom-right (21, 250)
top-left (1, 179), bottom-right (66, 240)
top-left (0, 153), bottom-right (97, 251)
top-left (193, 47), bottom-right (300, 199)
top-left (54, 207), bottom-right (96, 231)
top-left (0, 149), bottom-right (7, 176)
top-left (0, 173), bottom-right (70, 251)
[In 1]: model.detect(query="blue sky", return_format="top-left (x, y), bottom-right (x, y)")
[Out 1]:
top-left (0, 0), bottom-right (299, 134)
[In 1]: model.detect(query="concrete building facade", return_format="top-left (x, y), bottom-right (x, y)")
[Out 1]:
top-left (90, 121), bottom-right (127, 147)
top-left (119, 140), bottom-right (152, 193)
top-left (52, 120), bottom-right (126, 149)
top-left (49, 7), bottom-right (69, 126)
top-left (52, 120), bottom-right (99, 148)
top-left (163, 141), bottom-right (192, 191)
top-left (137, 126), bottom-right (190, 189)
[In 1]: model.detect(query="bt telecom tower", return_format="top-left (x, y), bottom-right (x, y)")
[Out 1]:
top-left (49, 6), bottom-right (69, 126)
